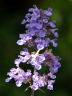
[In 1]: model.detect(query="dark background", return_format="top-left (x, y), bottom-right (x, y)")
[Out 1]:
top-left (0, 0), bottom-right (72, 96)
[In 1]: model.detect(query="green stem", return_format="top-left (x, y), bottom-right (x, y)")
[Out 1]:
top-left (31, 90), bottom-right (34, 96)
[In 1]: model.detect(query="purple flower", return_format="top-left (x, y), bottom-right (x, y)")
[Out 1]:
top-left (31, 72), bottom-right (47, 90)
top-left (30, 53), bottom-right (45, 70)
top-left (16, 39), bottom-right (26, 45)
top-left (5, 5), bottom-right (61, 92)
top-left (48, 21), bottom-right (56, 28)
top-left (44, 8), bottom-right (52, 16)
top-left (50, 39), bottom-right (58, 47)
top-left (35, 64), bottom-right (42, 70)
top-left (31, 83), bottom-right (39, 91)
top-left (37, 43), bottom-right (45, 50)
top-left (43, 50), bottom-right (61, 74)
top-left (20, 4), bottom-right (59, 49)
top-left (5, 68), bottom-right (32, 87)
top-left (48, 72), bottom-right (56, 79)
top-left (47, 80), bottom-right (55, 90)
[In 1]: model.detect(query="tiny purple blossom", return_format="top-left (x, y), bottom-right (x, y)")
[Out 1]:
top-left (47, 80), bottom-right (55, 90)
top-left (37, 43), bottom-right (44, 50)
top-left (31, 83), bottom-right (39, 91)
top-left (16, 39), bottom-right (26, 45)
top-left (35, 64), bottom-right (42, 70)
top-left (50, 39), bottom-right (58, 47)
top-left (44, 8), bottom-right (52, 16)
top-left (16, 80), bottom-right (22, 87)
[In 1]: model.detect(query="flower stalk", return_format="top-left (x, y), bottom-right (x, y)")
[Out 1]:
top-left (5, 5), bottom-right (61, 93)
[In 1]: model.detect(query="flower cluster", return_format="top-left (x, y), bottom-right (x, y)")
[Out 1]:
top-left (5, 5), bottom-right (61, 91)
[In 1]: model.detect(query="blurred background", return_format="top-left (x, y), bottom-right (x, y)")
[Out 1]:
top-left (0, 0), bottom-right (72, 96)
